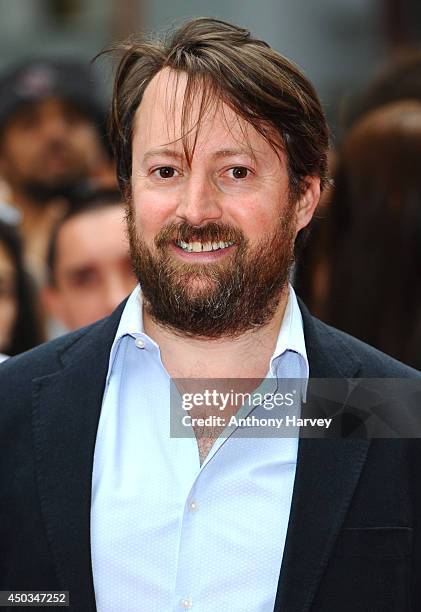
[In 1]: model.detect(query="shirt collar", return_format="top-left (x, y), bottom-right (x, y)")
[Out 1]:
top-left (114, 284), bottom-right (144, 339)
top-left (105, 285), bottom-right (146, 385)
top-left (106, 283), bottom-right (308, 382)
top-left (269, 283), bottom-right (309, 377)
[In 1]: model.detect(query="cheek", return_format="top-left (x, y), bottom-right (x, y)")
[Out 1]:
top-left (3, 137), bottom-right (33, 169)
top-left (70, 127), bottom-right (100, 155)
top-left (61, 289), bottom-right (101, 328)
top-left (226, 194), bottom-right (285, 241)
top-left (132, 187), bottom-right (175, 237)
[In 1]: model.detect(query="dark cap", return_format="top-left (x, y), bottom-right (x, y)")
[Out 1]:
top-left (0, 58), bottom-right (106, 131)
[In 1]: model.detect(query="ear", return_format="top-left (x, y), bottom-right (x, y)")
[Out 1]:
top-left (295, 176), bottom-right (321, 234)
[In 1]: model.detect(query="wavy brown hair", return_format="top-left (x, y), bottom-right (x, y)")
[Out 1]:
top-left (326, 101), bottom-right (421, 369)
top-left (106, 17), bottom-right (329, 215)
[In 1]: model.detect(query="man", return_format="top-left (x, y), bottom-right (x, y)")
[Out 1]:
top-left (43, 189), bottom-right (136, 332)
top-left (0, 18), bottom-right (420, 612)
top-left (0, 59), bottom-right (113, 282)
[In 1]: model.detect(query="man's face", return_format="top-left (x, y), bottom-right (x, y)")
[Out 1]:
top-left (0, 98), bottom-right (104, 201)
top-left (129, 68), bottom-right (319, 337)
top-left (44, 206), bottom-right (136, 331)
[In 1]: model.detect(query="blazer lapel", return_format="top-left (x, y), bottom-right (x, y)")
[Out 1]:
top-left (274, 301), bottom-right (370, 612)
top-left (31, 304), bottom-right (125, 612)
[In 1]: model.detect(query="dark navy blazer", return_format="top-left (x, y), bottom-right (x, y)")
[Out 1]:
top-left (0, 298), bottom-right (420, 611)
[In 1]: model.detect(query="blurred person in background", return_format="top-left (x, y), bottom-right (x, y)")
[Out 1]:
top-left (321, 100), bottom-right (421, 370)
top-left (43, 188), bottom-right (136, 332)
top-left (344, 48), bottom-right (421, 130)
top-left (0, 218), bottom-right (44, 356)
top-left (295, 49), bottom-right (421, 323)
top-left (0, 59), bottom-right (114, 284)
top-left (293, 168), bottom-right (333, 319)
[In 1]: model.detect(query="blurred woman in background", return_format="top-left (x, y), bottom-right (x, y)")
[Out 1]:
top-left (0, 218), bottom-right (44, 356)
top-left (323, 101), bottom-right (421, 370)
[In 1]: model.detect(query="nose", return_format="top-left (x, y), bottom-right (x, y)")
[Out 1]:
top-left (175, 175), bottom-right (223, 226)
top-left (41, 114), bottom-right (69, 141)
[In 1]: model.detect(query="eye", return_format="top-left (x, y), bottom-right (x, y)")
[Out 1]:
top-left (227, 166), bottom-right (250, 179)
top-left (68, 268), bottom-right (99, 289)
top-left (153, 166), bottom-right (177, 179)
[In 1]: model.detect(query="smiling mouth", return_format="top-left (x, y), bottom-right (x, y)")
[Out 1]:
top-left (175, 240), bottom-right (235, 253)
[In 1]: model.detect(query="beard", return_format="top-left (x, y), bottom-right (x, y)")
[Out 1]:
top-left (15, 141), bottom-right (89, 205)
top-left (19, 175), bottom-right (87, 204)
top-left (126, 205), bottom-right (296, 339)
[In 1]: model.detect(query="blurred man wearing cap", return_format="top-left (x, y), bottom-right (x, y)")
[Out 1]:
top-left (0, 59), bottom-right (113, 282)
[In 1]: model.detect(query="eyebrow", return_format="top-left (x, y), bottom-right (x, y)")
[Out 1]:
top-left (142, 146), bottom-right (257, 163)
top-left (211, 148), bottom-right (256, 160)
top-left (143, 148), bottom-right (184, 162)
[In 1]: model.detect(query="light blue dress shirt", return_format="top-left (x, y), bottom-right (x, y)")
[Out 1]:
top-left (91, 284), bottom-right (308, 612)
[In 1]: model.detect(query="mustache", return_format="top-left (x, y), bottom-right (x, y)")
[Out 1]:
top-left (154, 221), bottom-right (246, 247)
top-left (39, 140), bottom-right (74, 158)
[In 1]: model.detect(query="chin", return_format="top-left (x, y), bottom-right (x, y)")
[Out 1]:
top-left (181, 276), bottom-right (219, 298)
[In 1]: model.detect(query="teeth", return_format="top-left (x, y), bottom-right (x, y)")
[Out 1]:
top-left (176, 240), bottom-right (234, 252)
top-left (199, 242), bottom-right (213, 252)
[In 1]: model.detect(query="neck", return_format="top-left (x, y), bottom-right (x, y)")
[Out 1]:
top-left (8, 189), bottom-right (66, 285)
top-left (143, 285), bottom-right (290, 379)
top-left (11, 188), bottom-right (65, 225)
top-left (9, 188), bottom-right (45, 227)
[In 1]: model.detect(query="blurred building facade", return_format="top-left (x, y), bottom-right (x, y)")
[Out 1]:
top-left (0, 0), bottom-right (409, 134)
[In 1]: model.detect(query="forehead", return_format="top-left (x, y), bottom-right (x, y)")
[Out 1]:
top-left (133, 67), bottom-right (283, 159)
top-left (7, 97), bottom-right (87, 126)
top-left (56, 207), bottom-right (127, 267)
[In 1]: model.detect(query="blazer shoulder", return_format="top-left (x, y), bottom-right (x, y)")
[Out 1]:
top-left (0, 317), bottom-right (113, 396)
top-left (313, 316), bottom-right (420, 378)
top-left (0, 297), bottom-right (127, 391)
top-left (0, 326), bottom-right (88, 389)
top-left (297, 296), bottom-right (419, 378)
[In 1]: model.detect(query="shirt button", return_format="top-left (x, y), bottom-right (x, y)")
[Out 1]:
top-left (135, 338), bottom-right (145, 349)
top-left (189, 500), bottom-right (198, 512)
top-left (179, 598), bottom-right (193, 609)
